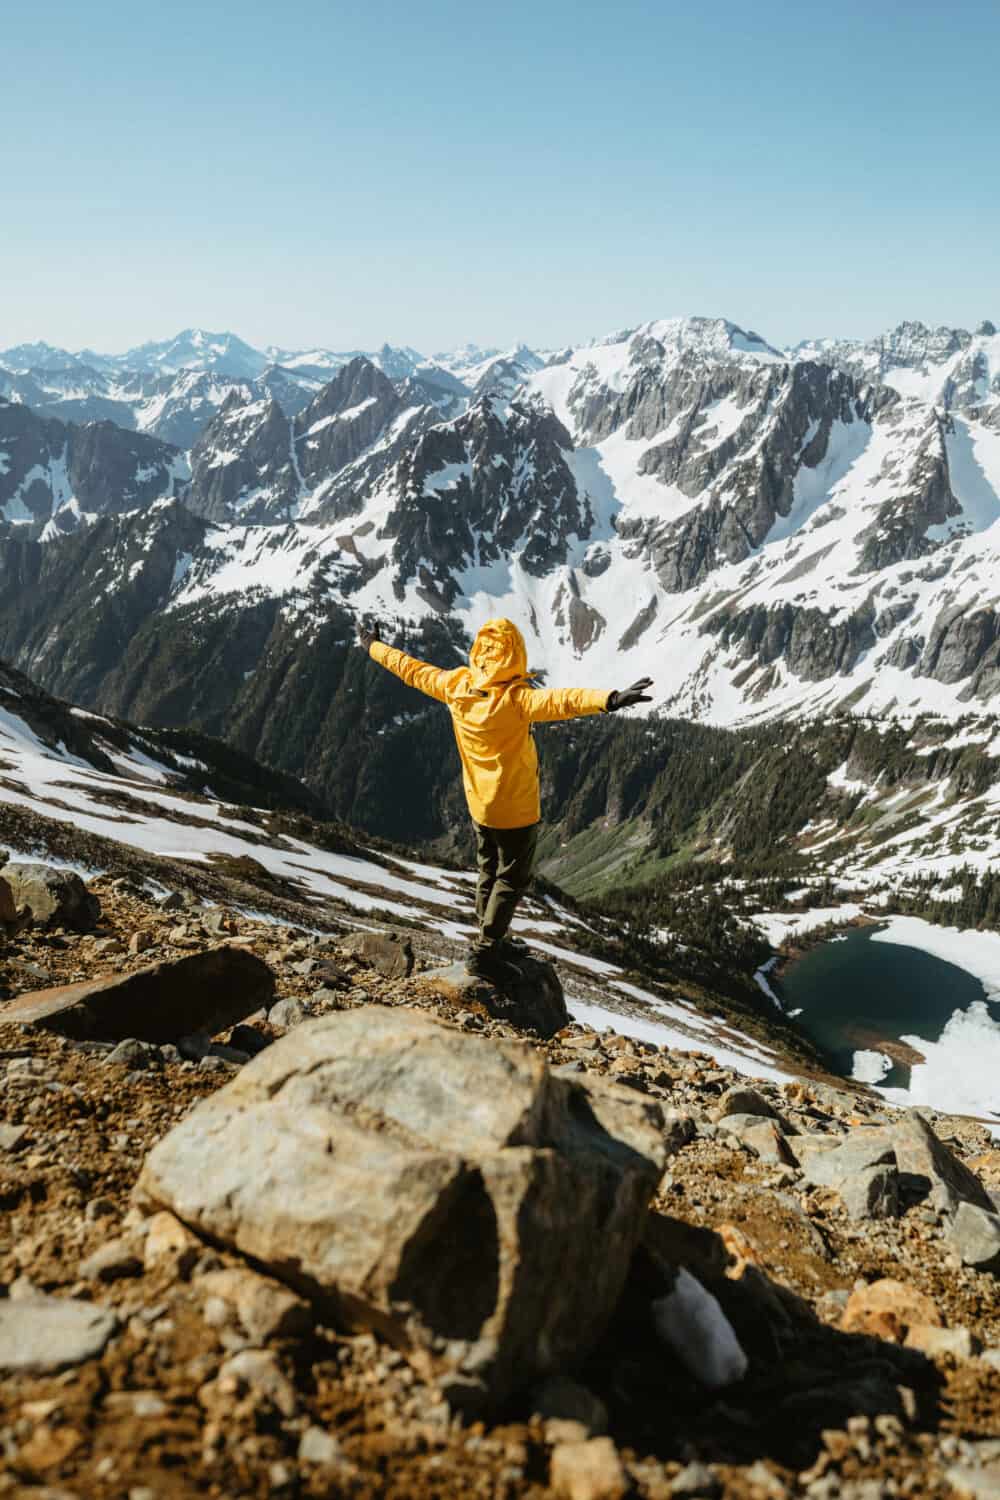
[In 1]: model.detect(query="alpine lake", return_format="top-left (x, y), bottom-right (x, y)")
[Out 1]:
top-left (776, 924), bottom-right (992, 1089)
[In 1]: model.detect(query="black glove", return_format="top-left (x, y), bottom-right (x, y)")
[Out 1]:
top-left (359, 620), bottom-right (381, 652)
top-left (607, 677), bottom-right (653, 712)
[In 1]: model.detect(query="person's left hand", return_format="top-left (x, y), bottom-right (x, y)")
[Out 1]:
top-left (359, 620), bottom-right (381, 652)
top-left (607, 677), bottom-right (654, 711)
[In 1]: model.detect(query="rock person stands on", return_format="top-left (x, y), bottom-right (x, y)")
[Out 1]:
top-left (360, 616), bottom-right (652, 979)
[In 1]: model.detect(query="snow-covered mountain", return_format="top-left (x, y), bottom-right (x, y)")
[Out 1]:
top-left (792, 319), bottom-right (1000, 419)
top-left (3, 311), bottom-right (1000, 741)
top-left (0, 399), bottom-right (188, 536)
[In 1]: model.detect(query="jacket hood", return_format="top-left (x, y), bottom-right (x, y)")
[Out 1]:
top-left (468, 617), bottom-right (529, 690)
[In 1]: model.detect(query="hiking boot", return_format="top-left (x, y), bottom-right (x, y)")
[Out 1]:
top-left (465, 946), bottom-right (523, 983)
top-left (498, 935), bottom-right (532, 958)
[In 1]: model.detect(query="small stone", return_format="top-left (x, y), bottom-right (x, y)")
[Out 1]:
top-left (93, 936), bottom-right (123, 955)
top-left (946, 1467), bottom-right (1000, 1499)
top-left (341, 929), bottom-right (414, 978)
top-left (143, 1211), bottom-right (202, 1277)
top-left (0, 1294), bottom-right (118, 1373)
top-left (671, 1460), bottom-right (722, 1497)
top-left (105, 1390), bottom-right (169, 1418)
top-left (217, 1349), bottom-right (298, 1417)
top-left (229, 1023), bottom-right (270, 1056)
top-left (196, 1267), bottom-right (312, 1342)
top-left (129, 932), bottom-right (153, 956)
top-left (714, 1086), bottom-right (776, 1121)
top-left (299, 1425), bottom-right (343, 1465)
top-left (199, 1054), bottom-right (235, 1074)
top-left (179, 1030), bottom-right (212, 1060)
top-left (207, 1043), bottom-right (251, 1065)
top-left (105, 1038), bottom-right (159, 1070)
top-left (85, 1197), bottom-right (117, 1223)
top-left (79, 1237), bottom-right (143, 1283)
top-left (840, 1278), bottom-right (942, 1342)
top-left (905, 1323), bottom-right (977, 1360)
top-left (267, 998), bottom-right (308, 1030)
top-left (550, 1436), bottom-right (628, 1500)
top-left (158, 891), bottom-right (185, 911)
top-left (0, 1123), bottom-right (28, 1152)
top-left (949, 1202), bottom-right (1000, 1271)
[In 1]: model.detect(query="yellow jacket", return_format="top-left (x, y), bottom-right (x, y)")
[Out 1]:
top-left (369, 617), bottom-right (610, 828)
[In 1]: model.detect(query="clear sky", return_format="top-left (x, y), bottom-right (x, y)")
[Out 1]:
top-left (2, 0), bottom-right (997, 355)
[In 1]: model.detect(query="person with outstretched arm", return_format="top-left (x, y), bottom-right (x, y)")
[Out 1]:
top-left (359, 615), bottom-right (653, 981)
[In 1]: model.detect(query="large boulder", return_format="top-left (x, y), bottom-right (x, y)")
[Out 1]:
top-left (2, 861), bottom-right (101, 931)
top-left (424, 955), bottom-right (569, 1038)
top-left (2, 945), bottom-right (275, 1042)
top-left (137, 1006), bottom-right (667, 1409)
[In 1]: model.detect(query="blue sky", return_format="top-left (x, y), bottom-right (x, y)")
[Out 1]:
top-left (2, 0), bottom-right (997, 353)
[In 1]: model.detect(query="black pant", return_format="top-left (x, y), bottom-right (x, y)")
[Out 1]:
top-left (474, 821), bottom-right (539, 945)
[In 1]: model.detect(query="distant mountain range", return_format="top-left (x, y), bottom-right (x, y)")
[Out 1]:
top-left (1, 313), bottom-right (1000, 834)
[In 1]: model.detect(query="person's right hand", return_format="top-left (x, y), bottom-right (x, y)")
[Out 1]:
top-left (359, 619), bottom-right (381, 652)
top-left (606, 677), bottom-right (654, 711)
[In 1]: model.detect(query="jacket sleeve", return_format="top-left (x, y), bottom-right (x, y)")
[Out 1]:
top-left (515, 685), bottom-right (611, 722)
top-left (369, 641), bottom-right (452, 703)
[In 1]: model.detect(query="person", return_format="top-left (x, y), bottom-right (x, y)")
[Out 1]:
top-left (359, 616), bottom-right (653, 980)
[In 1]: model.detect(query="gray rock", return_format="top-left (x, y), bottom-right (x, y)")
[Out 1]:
top-left (671, 1461), bottom-right (722, 1497)
top-left (2, 946), bottom-right (275, 1043)
top-left (0, 1293), bottom-right (118, 1373)
top-left (715, 1086), bottom-right (776, 1121)
top-left (424, 956), bottom-right (569, 1039)
top-left (839, 1165), bottom-right (901, 1222)
top-left (802, 1133), bottom-right (896, 1188)
top-left (105, 1038), bottom-right (160, 1070)
top-left (137, 1005), bottom-right (666, 1409)
top-left (207, 1043), bottom-right (251, 1065)
top-left (948, 1202), bottom-right (1000, 1271)
top-left (229, 1024), bottom-right (270, 1056)
top-left (341, 929), bottom-right (414, 978)
top-left (218, 1349), bottom-right (297, 1417)
top-left (734, 1119), bottom-right (797, 1166)
top-left (891, 1112), bottom-right (995, 1216)
top-left (2, 861), bottom-right (101, 931)
top-left (299, 1426), bottom-right (343, 1466)
top-left (79, 1237), bottom-right (143, 1282)
top-left (0, 1123), bottom-right (28, 1152)
top-left (268, 998), bottom-right (309, 1030)
top-left (178, 1030), bottom-right (212, 1060)
top-left (946, 1466), bottom-right (1000, 1500)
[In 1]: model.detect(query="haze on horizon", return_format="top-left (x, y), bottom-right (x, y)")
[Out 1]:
top-left (2, 0), bottom-right (997, 355)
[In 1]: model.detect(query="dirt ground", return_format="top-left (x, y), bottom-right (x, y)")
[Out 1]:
top-left (2, 878), bottom-right (1000, 1499)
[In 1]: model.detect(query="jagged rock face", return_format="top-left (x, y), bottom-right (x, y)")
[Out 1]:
top-left (295, 359), bottom-right (404, 489)
top-left (606, 362), bottom-right (879, 591)
top-left (0, 401), bottom-right (185, 533)
top-left (854, 409), bottom-right (960, 573)
top-left (705, 600), bottom-right (877, 683)
top-left (383, 395), bottom-right (585, 602)
top-left (797, 319), bottom-right (1000, 417)
top-left (0, 502), bottom-right (209, 699)
top-left (188, 396), bottom-right (298, 523)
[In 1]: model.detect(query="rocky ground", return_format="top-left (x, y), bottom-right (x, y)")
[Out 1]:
top-left (3, 872), bottom-right (1000, 1500)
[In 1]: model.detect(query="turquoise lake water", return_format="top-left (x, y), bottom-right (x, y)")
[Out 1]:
top-left (775, 925), bottom-right (992, 1087)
